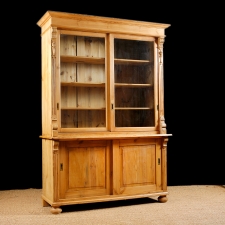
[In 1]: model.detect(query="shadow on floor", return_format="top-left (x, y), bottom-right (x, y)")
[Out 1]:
top-left (61, 197), bottom-right (158, 213)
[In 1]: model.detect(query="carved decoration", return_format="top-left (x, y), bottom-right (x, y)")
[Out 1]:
top-left (51, 27), bottom-right (58, 123)
top-left (51, 106), bottom-right (58, 135)
top-left (158, 37), bottom-right (165, 65)
top-left (51, 41), bottom-right (56, 58)
top-left (161, 137), bottom-right (168, 192)
top-left (51, 27), bottom-right (57, 38)
top-left (53, 141), bottom-right (59, 153)
top-left (52, 140), bottom-right (59, 202)
top-left (51, 27), bottom-right (57, 58)
top-left (52, 118), bottom-right (58, 137)
top-left (52, 119), bottom-right (58, 130)
top-left (160, 115), bottom-right (167, 134)
top-left (162, 137), bottom-right (168, 151)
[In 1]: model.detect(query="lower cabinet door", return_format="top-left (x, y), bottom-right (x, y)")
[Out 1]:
top-left (59, 140), bottom-right (111, 200)
top-left (113, 138), bottom-right (162, 196)
top-left (58, 138), bottom-right (162, 201)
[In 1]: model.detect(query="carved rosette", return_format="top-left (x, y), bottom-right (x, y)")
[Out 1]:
top-left (158, 37), bottom-right (165, 65)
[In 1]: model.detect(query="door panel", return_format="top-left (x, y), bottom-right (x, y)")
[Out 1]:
top-left (59, 140), bottom-right (111, 199)
top-left (113, 138), bottom-right (162, 195)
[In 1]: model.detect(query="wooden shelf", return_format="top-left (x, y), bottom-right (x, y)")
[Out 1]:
top-left (115, 107), bottom-right (153, 110)
top-left (61, 82), bottom-right (105, 87)
top-left (115, 83), bottom-right (152, 88)
top-left (115, 58), bottom-right (151, 65)
top-left (61, 55), bottom-right (105, 64)
top-left (61, 107), bottom-right (106, 110)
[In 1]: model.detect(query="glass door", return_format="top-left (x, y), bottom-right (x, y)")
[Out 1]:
top-left (114, 36), bottom-right (156, 129)
top-left (59, 32), bottom-right (106, 130)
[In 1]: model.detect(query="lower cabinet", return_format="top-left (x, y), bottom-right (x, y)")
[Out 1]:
top-left (42, 138), bottom-right (168, 214)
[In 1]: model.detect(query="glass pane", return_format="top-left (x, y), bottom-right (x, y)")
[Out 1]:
top-left (60, 34), bottom-right (106, 128)
top-left (115, 110), bottom-right (154, 127)
top-left (115, 87), bottom-right (153, 108)
top-left (115, 64), bottom-right (152, 84)
top-left (114, 39), bottom-right (151, 60)
top-left (114, 38), bottom-right (154, 127)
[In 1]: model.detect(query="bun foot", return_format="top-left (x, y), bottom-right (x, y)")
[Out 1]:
top-left (50, 207), bottom-right (62, 214)
top-left (158, 195), bottom-right (168, 203)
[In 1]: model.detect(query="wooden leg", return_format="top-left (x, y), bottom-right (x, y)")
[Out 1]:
top-left (158, 195), bottom-right (168, 203)
top-left (42, 199), bottom-right (50, 207)
top-left (50, 207), bottom-right (62, 214)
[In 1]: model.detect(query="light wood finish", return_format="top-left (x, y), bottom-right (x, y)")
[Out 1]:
top-left (59, 32), bottom-right (106, 130)
top-left (37, 11), bottom-right (170, 37)
top-left (113, 139), bottom-right (160, 195)
top-left (61, 82), bottom-right (105, 87)
top-left (108, 34), bottom-right (115, 131)
top-left (42, 199), bottom-right (50, 207)
top-left (41, 28), bottom-right (52, 136)
top-left (114, 59), bottom-right (151, 65)
top-left (42, 139), bottom-right (54, 202)
top-left (61, 56), bottom-right (105, 64)
top-left (58, 140), bottom-right (111, 199)
top-left (41, 133), bottom-right (172, 140)
top-left (50, 191), bottom-right (168, 207)
top-left (162, 138), bottom-right (168, 191)
top-left (37, 11), bottom-right (171, 214)
top-left (115, 83), bottom-right (153, 87)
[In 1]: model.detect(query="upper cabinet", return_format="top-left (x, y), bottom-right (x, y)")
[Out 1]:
top-left (37, 11), bottom-right (170, 137)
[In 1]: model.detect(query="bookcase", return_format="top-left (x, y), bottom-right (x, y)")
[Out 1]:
top-left (37, 11), bottom-right (171, 214)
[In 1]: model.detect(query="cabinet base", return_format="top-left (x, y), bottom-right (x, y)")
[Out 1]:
top-left (43, 192), bottom-right (168, 214)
